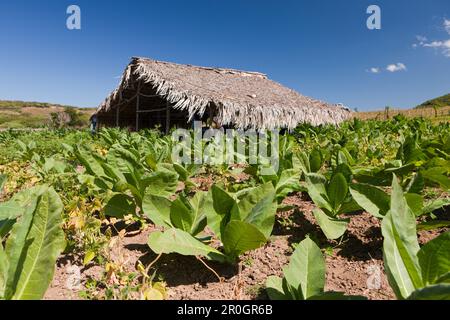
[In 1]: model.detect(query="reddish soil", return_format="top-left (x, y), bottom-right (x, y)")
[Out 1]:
top-left (44, 192), bottom-right (448, 300)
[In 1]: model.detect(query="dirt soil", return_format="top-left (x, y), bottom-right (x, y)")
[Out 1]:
top-left (44, 192), bottom-right (448, 300)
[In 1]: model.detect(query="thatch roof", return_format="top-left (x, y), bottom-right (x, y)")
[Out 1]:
top-left (95, 57), bottom-right (351, 130)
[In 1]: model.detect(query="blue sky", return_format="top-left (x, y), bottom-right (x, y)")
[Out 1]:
top-left (0, 0), bottom-right (449, 110)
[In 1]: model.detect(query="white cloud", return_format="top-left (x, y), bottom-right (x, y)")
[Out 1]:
top-left (445, 19), bottom-right (450, 35)
top-left (367, 67), bottom-right (380, 74)
top-left (366, 64), bottom-right (408, 74)
top-left (386, 63), bottom-right (407, 72)
top-left (416, 35), bottom-right (428, 42)
top-left (421, 39), bottom-right (450, 57)
top-left (423, 40), bottom-right (447, 48)
top-left (413, 20), bottom-right (450, 57)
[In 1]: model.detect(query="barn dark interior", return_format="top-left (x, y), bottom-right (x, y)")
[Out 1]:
top-left (96, 83), bottom-right (214, 133)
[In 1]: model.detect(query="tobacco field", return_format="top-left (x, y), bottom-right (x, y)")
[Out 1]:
top-left (0, 116), bottom-right (449, 300)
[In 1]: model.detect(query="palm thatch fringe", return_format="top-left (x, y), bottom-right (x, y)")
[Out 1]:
top-left (95, 57), bottom-right (351, 130)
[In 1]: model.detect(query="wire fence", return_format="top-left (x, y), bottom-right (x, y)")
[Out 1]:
top-left (355, 106), bottom-right (450, 121)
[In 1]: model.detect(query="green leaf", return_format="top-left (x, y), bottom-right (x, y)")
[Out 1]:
top-left (144, 169), bottom-right (179, 198)
top-left (417, 220), bottom-right (450, 231)
top-left (283, 237), bottom-right (325, 299)
top-left (144, 287), bottom-right (165, 300)
top-left (385, 163), bottom-right (416, 176)
top-left (0, 220), bottom-right (16, 239)
top-left (170, 197), bottom-right (194, 233)
top-left (333, 163), bottom-right (353, 183)
top-left (381, 176), bottom-right (423, 300)
top-left (436, 272), bottom-right (450, 284)
top-left (418, 232), bottom-right (450, 285)
top-left (275, 169), bottom-right (301, 201)
top-left (309, 149), bottom-right (323, 173)
top-left (107, 145), bottom-right (142, 177)
top-left (265, 276), bottom-right (288, 300)
top-left (354, 171), bottom-right (392, 186)
top-left (404, 193), bottom-right (424, 217)
top-left (293, 151), bottom-right (310, 173)
top-left (172, 163), bottom-right (189, 181)
top-left (313, 209), bottom-right (349, 240)
top-left (104, 194), bottom-right (136, 218)
top-left (3, 194), bottom-right (41, 299)
top-left (187, 192), bottom-right (208, 236)
top-left (170, 196), bottom-right (194, 233)
top-left (222, 221), bottom-right (267, 261)
top-left (339, 198), bottom-right (362, 214)
top-left (419, 198), bottom-right (450, 217)
top-left (101, 162), bottom-right (126, 184)
top-left (147, 228), bottom-right (225, 262)
top-left (142, 194), bottom-right (172, 228)
top-left (83, 251), bottom-right (96, 266)
top-left (232, 183), bottom-right (277, 238)
top-left (145, 153), bottom-right (158, 171)
top-left (349, 183), bottom-right (390, 218)
top-left (0, 201), bottom-right (23, 222)
top-left (5, 187), bottom-right (65, 300)
top-left (338, 148), bottom-right (355, 166)
top-left (421, 167), bottom-right (450, 190)
top-left (405, 173), bottom-right (425, 194)
top-left (0, 244), bottom-right (8, 298)
top-left (203, 186), bottom-right (237, 239)
top-left (0, 185), bottom-right (48, 222)
top-left (211, 185), bottom-right (236, 216)
top-left (305, 174), bottom-right (333, 213)
top-left (75, 146), bottom-right (107, 178)
top-left (327, 173), bottom-right (348, 211)
top-left (280, 276), bottom-right (300, 299)
top-left (407, 284), bottom-right (450, 300)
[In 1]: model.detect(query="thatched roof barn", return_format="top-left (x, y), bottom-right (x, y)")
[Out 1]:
top-left (94, 57), bottom-right (351, 132)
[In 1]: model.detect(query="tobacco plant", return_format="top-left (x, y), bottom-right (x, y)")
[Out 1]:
top-left (381, 176), bottom-right (450, 299)
top-left (75, 144), bottom-right (179, 219)
top-left (205, 183), bottom-right (278, 263)
top-left (143, 183), bottom-right (278, 264)
top-left (350, 179), bottom-right (450, 230)
top-left (266, 237), bottom-right (365, 300)
top-left (304, 171), bottom-right (355, 239)
top-left (0, 185), bottom-right (65, 300)
top-left (144, 191), bottom-right (226, 262)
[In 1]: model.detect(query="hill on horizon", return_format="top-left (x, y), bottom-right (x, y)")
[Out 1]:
top-left (416, 93), bottom-right (450, 109)
top-left (0, 100), bottom-right (94, 110)
top-left (0, 100), bottom-right (96, 129)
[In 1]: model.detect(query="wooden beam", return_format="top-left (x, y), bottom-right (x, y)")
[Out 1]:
top-left (116, 90), bottom-right (123, 128)
top-left (208, 104), bottom-right (213, 127)
top-left (138, 93), bottom-right (165, 98)
top-left (137, 107), bottom-right (167, 114)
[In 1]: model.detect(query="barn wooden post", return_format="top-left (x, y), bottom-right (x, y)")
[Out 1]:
top-left (136, 96), bottom-right (140, 131)
top-left (116, 90), bottom-right (123, 128)
top-left (166, 101), bottom-right (171, 134)
top-left (136, 82), bottom-right (141, 131)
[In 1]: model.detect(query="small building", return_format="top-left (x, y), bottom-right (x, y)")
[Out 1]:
top-left (93, 57), bottom-right (351, 132)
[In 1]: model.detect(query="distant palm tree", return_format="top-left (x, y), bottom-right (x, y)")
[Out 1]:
top-left (384, 106), bottom-right (391, 120)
